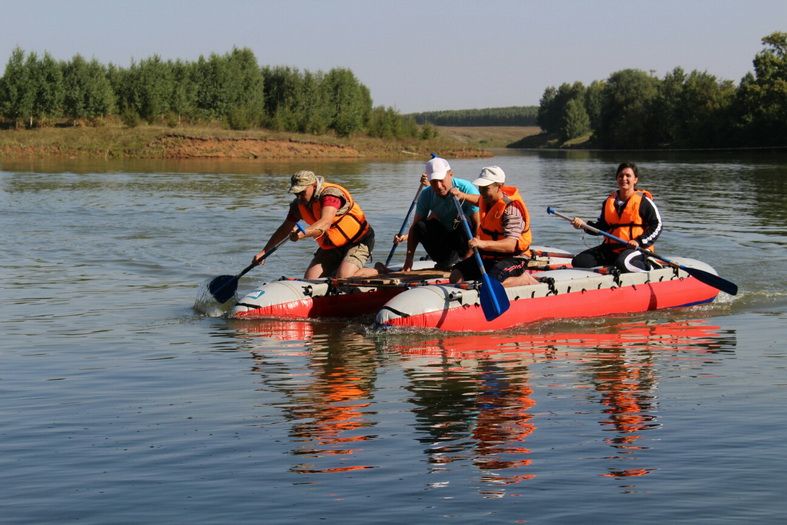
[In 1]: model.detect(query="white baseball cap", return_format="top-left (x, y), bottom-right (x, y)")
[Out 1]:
top-left (425, 157), bottom-right (451, 181)
top-left (473, 166), bottom-right (506, 186)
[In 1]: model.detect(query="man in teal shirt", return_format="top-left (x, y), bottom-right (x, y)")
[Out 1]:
top-left (397, 157), bottom-right (480, 271)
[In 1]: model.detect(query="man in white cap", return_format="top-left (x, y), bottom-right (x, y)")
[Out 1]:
top-left (448, 166), bottom-right (539, 287)
top-left (252, 170), bottom-right (378, 279)
top-left (394, 157), bottom-right (480, 271)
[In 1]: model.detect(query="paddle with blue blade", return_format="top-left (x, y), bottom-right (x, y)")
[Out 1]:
top-left (384, 183), bottom-right (425, 268)
top-left (546, 207), bottom-right (738, 295)
top-left (452, 195), bottom-right (510, 321)
top-left (208, 222), bottom-right (306, 304)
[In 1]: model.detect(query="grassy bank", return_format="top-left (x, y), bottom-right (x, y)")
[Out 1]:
top-left (436, 126), bottom-right (542, 148)
top-left (0, 123), bottom-right (519, 161)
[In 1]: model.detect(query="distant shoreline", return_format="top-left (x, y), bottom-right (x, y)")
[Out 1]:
top-left (5, 125), bottom-right (777, 164)
top-left (0, 124), bottom-right (500, 161)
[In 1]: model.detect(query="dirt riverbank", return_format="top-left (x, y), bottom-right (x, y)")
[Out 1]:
top-left (0, 124), bottom-right (528, 161)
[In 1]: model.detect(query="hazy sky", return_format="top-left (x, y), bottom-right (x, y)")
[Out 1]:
top-left (1, 0), bottom-right (784, 113)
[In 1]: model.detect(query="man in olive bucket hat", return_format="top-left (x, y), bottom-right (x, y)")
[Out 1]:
top-left (253, 170), bottom-right (379, 278)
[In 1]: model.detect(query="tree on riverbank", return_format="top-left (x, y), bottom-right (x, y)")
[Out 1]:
top-left (0, 47), bottom-right (422, 139)
top-left (62, 55), bottom-right (116, 125)
top-left (735, 32), bottom-right (787, 146)
top-left (536, 32), bottom-right (787, 148)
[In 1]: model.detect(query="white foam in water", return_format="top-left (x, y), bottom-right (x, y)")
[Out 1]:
top-left (193, 279), bottom-right (235, 317)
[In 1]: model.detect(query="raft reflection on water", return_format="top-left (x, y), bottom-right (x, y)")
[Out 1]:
top-left (228, 318), bottom-right (735, 492)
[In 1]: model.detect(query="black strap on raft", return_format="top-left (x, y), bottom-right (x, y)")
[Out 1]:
top-left (377, 305), bottom-right (410, 319)
top-left (236, 302), bottom-right (259, 309)
top-left (609, 266), bottom-right (623, 287)
top-left (541, 277), bottom-right (558, 296)
top-left (326, 280), bottom-right (340, 296)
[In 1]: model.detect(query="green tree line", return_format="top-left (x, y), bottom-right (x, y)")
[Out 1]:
top-left (0, 47), bottom-right (423, 139)
top-left (411, 106), bottom-right (538, 126)
top-left (537, 32), bottom-right (787, 148)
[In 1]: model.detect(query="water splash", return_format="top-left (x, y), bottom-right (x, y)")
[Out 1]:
top-left (193, 279), bottom-right (234, 317)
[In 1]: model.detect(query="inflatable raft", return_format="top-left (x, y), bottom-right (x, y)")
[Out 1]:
top-left (230, 248), bottom-right (723, 331)
top-left (230, 247), bottom-right (572, 320)
top-left (375, 256), bottom-right (721, 331)
top-left (231, 268), bottom-right (447, 319)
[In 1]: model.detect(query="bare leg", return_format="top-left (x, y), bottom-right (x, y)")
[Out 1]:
top-left (373, 262), bottom-right (391, 274)
top-left (351, 266), bottom-right (381, 278)
top-left (502, 273), bottom-right (540, 288)
top-left (335, 261), bottom-right (379, 279)
top-left (304, 263), bottom-right (325, 279)
top-left (449, 269), bottom-right (464, 284)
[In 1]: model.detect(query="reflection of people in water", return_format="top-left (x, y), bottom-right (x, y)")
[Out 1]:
top-left (231, 318), bottom-right (732, 488)
top-left (397, 339), bottom-right (538, 491)
top-left (472, 362), bottom-right (537, 487)
top-left (289, 336), bottom-right (379, 474)
top-left (581, 333), bottom-right (659, 480)
top-left (402, 352), bottom-right (477, 470)
top-left (580, 320), bottom-right (733, 482)
top-left (237, 320), bottom-right (379, 475)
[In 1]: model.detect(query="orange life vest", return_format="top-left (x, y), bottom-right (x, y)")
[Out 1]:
top-left (602, 189), bottom-right (655, 253)
top-left (478, 186), bottom-right (532, 257)
top-left (297, 182), bottom-right (370, 250)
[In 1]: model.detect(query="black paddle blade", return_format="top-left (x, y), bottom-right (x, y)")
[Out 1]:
top-left (208, 274), bottom-right (239, 303)
top-left (479, 274), bottom-right (511, 321)
top-left (684, 266), bottom-right (738, 296)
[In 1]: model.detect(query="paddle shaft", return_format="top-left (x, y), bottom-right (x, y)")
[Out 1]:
top-left (211, 222), bottom-right (303, 298)
top-left (208, 236), bottom-right (287, 301)
top-left (452, 194), bottom-right (511, 320)
top-left (547, 207), bottom-right (738, 295)
top-left (384, 184), bottom-right (425, 267)
top-left (547, 207), bottom-right (677, 265)
top-left (237, 234), bottom-right (289, 278)
top-left (242, 222), bottom-right (307, 277)
top-left (452, 195), bottom-right (487, 274)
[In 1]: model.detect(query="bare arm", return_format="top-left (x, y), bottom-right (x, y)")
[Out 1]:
top-left (401, 212), bottom-right (424, 272)
top-left (449, 187), bottom-right (481, 205)
top-left (294, 205), bottom-right (338, 241)
top-left (253, 219), bottom-right (297, 265)
top-left (471, 236), bottom-right (518, 253)
top-left (468, 210), bottom-right (480, 236)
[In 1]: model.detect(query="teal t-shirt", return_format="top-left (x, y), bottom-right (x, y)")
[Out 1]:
top-left (415, 178), bottom-right (480, 230)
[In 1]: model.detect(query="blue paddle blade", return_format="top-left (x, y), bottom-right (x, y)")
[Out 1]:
top-left (479, 273), bottom-right (510, 321)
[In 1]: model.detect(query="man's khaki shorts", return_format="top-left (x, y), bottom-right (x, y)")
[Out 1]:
top-left (309, 230), bottom-right (374, 276)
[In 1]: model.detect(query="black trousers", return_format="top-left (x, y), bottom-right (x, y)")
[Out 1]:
top-left (453, 254), bottom-right (529, 282)
top-left (572, 244), bottom-right (649, 272)
top-left (412, 218), bottom-right (469, 267)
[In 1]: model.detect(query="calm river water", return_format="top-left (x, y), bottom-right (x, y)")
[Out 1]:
top-left (1, 151), bottom-right (786, 524)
